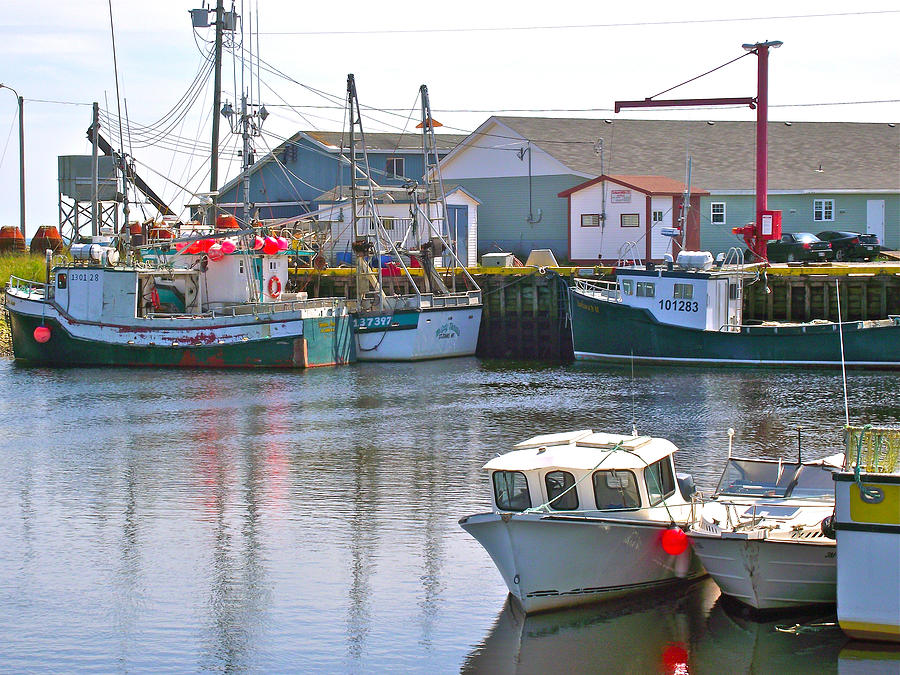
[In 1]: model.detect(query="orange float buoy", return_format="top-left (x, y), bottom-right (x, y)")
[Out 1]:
top-left (0, 225), bottom-right (27, 253)
top-left (216, 213), bottom-right (239, 229)
top-left (33, 325), bottom-right (51, 343)
top-left (207, 243), bottom-right (224, 261)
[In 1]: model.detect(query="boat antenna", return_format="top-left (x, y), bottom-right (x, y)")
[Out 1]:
top-left (836, 279), bottom-right (850, 427)
top-left (630, 349), bottom-right (637, 436)
top-left (107, 0), bottom-right (130, 242)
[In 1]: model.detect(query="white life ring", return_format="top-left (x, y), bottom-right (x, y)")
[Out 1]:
top-left (267, 275), bottom-right (282, 299)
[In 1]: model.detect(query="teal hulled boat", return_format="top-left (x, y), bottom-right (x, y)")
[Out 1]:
top-left (569, 252), bottom-right (900, 368)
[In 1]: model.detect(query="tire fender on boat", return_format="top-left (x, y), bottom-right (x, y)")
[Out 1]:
top-left (267, 275), bottom-right (282, 299)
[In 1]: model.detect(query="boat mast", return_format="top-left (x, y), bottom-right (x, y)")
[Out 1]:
top-left (209, 0), bottom-right (225, 213)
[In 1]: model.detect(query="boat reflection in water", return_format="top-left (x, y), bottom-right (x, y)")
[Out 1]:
top-left (463, 579), bottom-right (847, 674)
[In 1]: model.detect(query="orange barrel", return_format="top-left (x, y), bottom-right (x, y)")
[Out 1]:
top-left (0, 225), bottom-right (27, 253)
top-left (29, 225), bottom-right (64, 254)
top-left (216, 213), bottom-right (239, 230)
top-left (148, 226), bottom-right (175, 242)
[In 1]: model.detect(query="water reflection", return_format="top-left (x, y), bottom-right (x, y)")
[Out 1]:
top-left (463, 580), bottom-right (847, 675)
top-left (0, 360), bottom-right (896, 672)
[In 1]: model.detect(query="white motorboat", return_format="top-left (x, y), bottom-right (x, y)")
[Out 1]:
top-left (459, 430), bottom-right (704, 614)
top-left (687, 433), bottom-right (842, 611)
top-left (835, 425), bottom-right (900, 643)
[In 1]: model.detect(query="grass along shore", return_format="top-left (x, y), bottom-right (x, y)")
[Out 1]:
top-left (1, 253), bottom-right (49, 358)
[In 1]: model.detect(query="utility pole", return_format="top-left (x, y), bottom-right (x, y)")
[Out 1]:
top-left (91, 101), bottom-right (100, 237)
top-left (210, 0), bottom-right (224, 210)
top-left (0, 84), bottom-right (26, 237)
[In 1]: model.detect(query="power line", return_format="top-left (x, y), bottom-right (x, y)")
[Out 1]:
top-left (258, 10), bottom-right (900, 36)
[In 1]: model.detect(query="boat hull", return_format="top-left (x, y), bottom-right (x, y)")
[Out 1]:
top-left (835, 473), bottom-right (900, 642)
top-left (569, 287), bottom-right (900, 368)
top-left (5, 294), bottom-right (355, 369)
top-left (354, 306), bottom-right (482, 361)
top-left (459, 512), bottom-right (704, 614)
top-left (688, 533), bottom-right (836, 610)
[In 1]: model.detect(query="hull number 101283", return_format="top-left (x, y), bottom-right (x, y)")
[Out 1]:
top-left (659, 299), bottom-right (699, 312)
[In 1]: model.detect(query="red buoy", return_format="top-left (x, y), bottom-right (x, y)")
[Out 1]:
top-left (661, 527), bottom-right (689, 556)
top-left (33, 325), bottom-right (51, 343)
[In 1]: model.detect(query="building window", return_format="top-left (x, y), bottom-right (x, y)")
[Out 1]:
top-left (814, 199), bottom-right (834, 221)
top-left (673, 283), bottom-right (693, 299)
top-left (581, 213), bottom-right (600, 227)
top-left (620, 213), bottom-right (640, 228)
top-left (381, 217), bottom-right (395, 231)
top-left (545, 471), bottom-right (579, 510)
top-left (385, 157), bottom-right (404, 178)
top-left (493, 471), bottom-right (531, 511)
top-left (652, 210), bottom-right (664, 223)
top-left (593, 469), bottom-right (640, 510)
top-left (636, 281), bottom-right (655, 298)
top-left (711, 202), bottom-right (726, 224)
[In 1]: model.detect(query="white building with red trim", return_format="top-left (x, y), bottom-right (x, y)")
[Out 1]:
top-left (557, 175), bottom-right (707, 265)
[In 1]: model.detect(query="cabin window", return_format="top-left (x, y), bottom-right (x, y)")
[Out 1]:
top-left (269, 261), bottom-right (278, 271)
top-left (620, 213), bottom-right (640, 228)
top-left (813, 199), bottom-right (834, 221)
top-left (711, 202), bottom-right (726, 224)
top-left (545, 471), bottom-right (579, 510)
top-left (645, 457), bottom-right (677, 506)
top-left (729, 283), bottom-right (741, 300)
top-left (57, 273), bottom-right (67, 289)
top-left (386, 157), bottom-right (404, 178)
top-left (673, 283), bottom-right (693, 299)
top-left (636, 282), bottom-right (655, 298)
top-left (239, 260), bottom-right (244, 274)
top-left (493, 471), bottom-right (531, 512)
top-left (592, 470), bottom-right (640, 510)
top-left (581, 214), bottom-right (600, 228)
top-left (621, 279), bottom-right (634, 295)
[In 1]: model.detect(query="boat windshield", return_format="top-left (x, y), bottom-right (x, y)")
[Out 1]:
top-left (716, 458), bottom-right (837, 499)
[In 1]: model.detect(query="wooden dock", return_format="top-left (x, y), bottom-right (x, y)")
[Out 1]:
top-left (290, 262), bottom-right (900, 362)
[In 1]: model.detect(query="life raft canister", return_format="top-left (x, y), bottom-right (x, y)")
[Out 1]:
top-left (267, 275), bottom-right (282, 299)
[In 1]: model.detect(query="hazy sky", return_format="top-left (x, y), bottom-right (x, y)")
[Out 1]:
top-left (1, 1), bottom-right (897, 231)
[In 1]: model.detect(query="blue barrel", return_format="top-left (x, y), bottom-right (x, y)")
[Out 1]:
top-left (336, 251), bottom-right (353, 266)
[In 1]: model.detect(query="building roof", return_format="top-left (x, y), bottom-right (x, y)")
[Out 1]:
top-left (485, 117), bottom-right (900, 192)
top-left (305, 131), bottom-right (467, 152)
top-left (218, 131), bottom-right (468, 195)
top-left (558, 174), bottom-right (709, 197)
top-left (314, 181), bottom-right (472, 204)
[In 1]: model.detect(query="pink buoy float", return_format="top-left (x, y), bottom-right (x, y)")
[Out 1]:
top-left (207, 243), bottom-right (224, 261)
top-left (276, 236), bottom-right (289, 251)
top-left (33, 326), bottom-right (51, 343)
top-left (252, 236), bottom-right (265, 251)
top-left (221, 238), bottom-right (236, 254)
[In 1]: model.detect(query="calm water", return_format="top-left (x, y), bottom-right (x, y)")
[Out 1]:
top-left (0, 357), bottom-right (897, 673)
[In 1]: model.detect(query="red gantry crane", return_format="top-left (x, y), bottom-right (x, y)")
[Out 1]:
top-left (615, 40), bottom-right (784, 263)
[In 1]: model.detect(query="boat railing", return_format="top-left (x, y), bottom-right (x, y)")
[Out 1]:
top-left (145, 297), bottom-right (347, 320)
top-left (573, 277), bottom-right (620, 302)
top-left (419, 290), bottom-right (482, 310)
top-left (7, 275), bottom-right (48, 299)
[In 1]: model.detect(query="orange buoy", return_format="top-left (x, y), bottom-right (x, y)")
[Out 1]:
top-left (29, 225), bottom-right (64, 254)
top-left (0, 226), bottom-right (27, 253)
top-left (216, 213), bottom-right (239, 229)
top-left (148, 226), bottom-right (175, 241)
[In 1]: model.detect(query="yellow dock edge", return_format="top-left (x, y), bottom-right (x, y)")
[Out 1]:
top-left (290, 262), bottom-right (900, 277)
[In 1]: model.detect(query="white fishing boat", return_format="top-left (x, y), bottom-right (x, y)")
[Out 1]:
top-left (6, 233), bottom-right (354, 368)
top-left (459, 429), bottom-right (704, 614)
top-left (345, 75), bottom-right (482, 361)
top-left (687, 430), bottom-right (842, 611)
top-left (834, 425), bottom-right (900, 643)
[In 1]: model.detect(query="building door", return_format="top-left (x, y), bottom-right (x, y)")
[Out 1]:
top-left (447, 205), bottom-right (468, 266)
top-left (866, 200), bottom-right (885, 244)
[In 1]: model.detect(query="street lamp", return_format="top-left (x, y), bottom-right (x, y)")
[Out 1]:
top-left (0, 83), bottom-right (25, 238)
